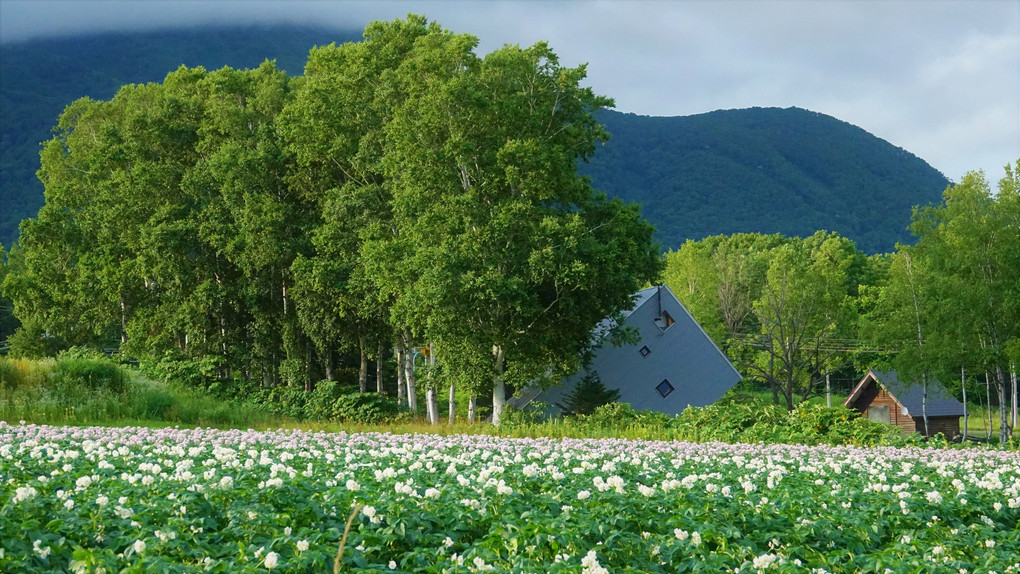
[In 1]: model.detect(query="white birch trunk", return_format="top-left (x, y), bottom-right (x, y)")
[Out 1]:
top-left (404, 336), bottom-right (417, 413)
top-left (921, 372), bottom-right (929, 437)
top-left (961, 367), bottom-right (968, 442)
top-left (468, 396), bottom-right (477, 423)
top-left (358, 335), bottom-right (368, 393)
top-left (425, 343), bottom-right (438, 424)
top-left (376, 342), bottom-right (384, 394)
top-left (491, 345), bottom-right (506, 426)
top-left (448, 381), bottom-right (456, 424)
top-left (396, 345), bottom-right (406, 408)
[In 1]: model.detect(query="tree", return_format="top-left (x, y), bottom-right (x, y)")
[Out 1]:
top-left (561, 371), bottom-right (621, 416)
top-left (368, 31), bottom-right (661, 425)
top-left (902, 164), bottom-right (1020, 442)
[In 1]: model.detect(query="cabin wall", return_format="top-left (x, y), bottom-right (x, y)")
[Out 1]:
top-left (913, 416), bottom-right (960, 438)
top-left (857, 386), bottom-right (915, 434)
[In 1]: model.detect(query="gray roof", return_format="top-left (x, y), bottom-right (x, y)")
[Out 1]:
top-left (849, 370), bottom-right (965, 417)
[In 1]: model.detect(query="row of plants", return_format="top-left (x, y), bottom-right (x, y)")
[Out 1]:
top-left (2, 423), bottom-right (1018, 572)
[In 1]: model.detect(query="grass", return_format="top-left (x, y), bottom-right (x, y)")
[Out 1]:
top-left (0, 355), bottom-right (287, 429)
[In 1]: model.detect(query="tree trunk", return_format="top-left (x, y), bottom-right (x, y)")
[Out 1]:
top-left (995, 365), bottom-right (1010, 443)
top-left (425, 343), bottom-right (438, 425)
top-left (986, 372), bottom-right (993, 441)
top-left (404, 333), bottom-right (417, 413)
top-left (396, 345), bottom-right (406, 409)
top-left (825, 372), bottom-right (831, 408)
top-left (119, 293), bottom-right (129, 345)
top-left (449, 380), bottom-right (456, 424)
top-left (358, 335), bottom-right (368, 393)
top-left (323, 348), bottom-right (334, 381)
top-left (920, 372), bottom-right (929, 438)
top-left (1011, 369), bottom-right (1018, 431)
top-left (961, 367), bottom-right (968, 442)
top-left (376, 342), bottom-right (384, 394)
top-left (468, 395), bottom-right (477, 424)
top-left (492, 345), bottom-right (506, 426)
top-left (305, 340), bottom-right (314, 392)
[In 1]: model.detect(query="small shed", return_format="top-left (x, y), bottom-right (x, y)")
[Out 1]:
top-left (844, 370), bottom-right (965, 438)
top-left (509, 285), bottom-right (742, 416)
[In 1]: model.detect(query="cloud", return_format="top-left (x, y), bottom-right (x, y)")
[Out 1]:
top-left (1, 0), bottom-right (1016, 182)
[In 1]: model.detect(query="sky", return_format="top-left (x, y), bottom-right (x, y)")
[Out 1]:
top-left (1, 0), bottom-right (1018, 183)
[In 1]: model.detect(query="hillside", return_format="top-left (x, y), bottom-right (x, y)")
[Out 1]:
top-left (585, 108), bottom-right (949, 254)
top-left (0, 25), bottom-right (361, 248)
top-left (1, 27), bottom-right (949, 253)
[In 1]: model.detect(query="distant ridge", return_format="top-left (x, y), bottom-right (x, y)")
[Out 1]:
top-left (1, 27), bottom-right (949, 253)
top-left (583, 108), bottom-right (949, 254)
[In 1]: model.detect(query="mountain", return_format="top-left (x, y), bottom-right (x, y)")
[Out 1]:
top-left (1, 26), bottom-right (949, 253)
top-left (585, 108), bottom-right (950, 253)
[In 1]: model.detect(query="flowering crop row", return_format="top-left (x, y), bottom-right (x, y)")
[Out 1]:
top-left (2, 421), bottom-right (1019, 573)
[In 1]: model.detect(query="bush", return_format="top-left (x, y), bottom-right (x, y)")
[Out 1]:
top-left (330, 392), bottom-right (400, 424)
top-left (562, 372), bottom-right (621, 416)
top-left (53, 353), bottom-right (127, 395)
top-left (140, 354), bottom-right (224, 389)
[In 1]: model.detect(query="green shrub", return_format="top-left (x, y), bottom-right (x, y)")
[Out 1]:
top-left (562, 372), bottom-right (621, 416)
top-left (330, 392), bottom-right (399, 424)
top-left (304, 380), bottom-right (358, 420)
top-left (53, 355), bottom-right (126, 395)
top-left (140, 354), bottom-right (224, 389)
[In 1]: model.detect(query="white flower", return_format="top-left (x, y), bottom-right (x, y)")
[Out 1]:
top-left (753, 553), bottom-right (780, 569)
top-left (363, 506), bottom-right (376, 519)
top-left (985, 540), bottom-right (995, 548)
top-left (581, 550), bottom-right (609, 574)
top-left (96, 495), bottom-right (109, 506)
top-left (346, 479), bottom-right (360, 491)
top-left (133, 540), bottom-right (146, 554)
top-left (425, 488), bottom-right (440, 499)
top-left (64, 499), bottom-right (74, 510)
top-left (577, 490), bottom-right (591, 500)
top-left (264, 551), bottom-right (279, 569)
top-left (389, 561), bottom-right (397, 570)
top-left (14, 486), bottom-right (38, 502)
top-left (674, 529), bottom-right (689, 541)
top-left (296, 540), bottom-right (309, 552)
top-left (691, 531), bottom-right (702, 546)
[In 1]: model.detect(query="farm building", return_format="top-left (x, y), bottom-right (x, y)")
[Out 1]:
top-left (508, 284), bottom-right (742, 416)
top-left (844, 370), bottom-right (965, 438)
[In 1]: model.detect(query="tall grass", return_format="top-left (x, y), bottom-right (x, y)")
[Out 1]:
top-left (0, 355), bottom-right (283, 428)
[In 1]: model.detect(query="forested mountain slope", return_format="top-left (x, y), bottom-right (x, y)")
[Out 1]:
top-left (584, 108), bottom-right (950, 254)
top-left (2, 27), bottom-right (949, 253)
top-left (0, 25), bottom-right (360, 247)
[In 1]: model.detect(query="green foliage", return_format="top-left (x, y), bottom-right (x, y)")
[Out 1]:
top-left (0, 356), bottom-right (277, 427)
top-left (140, 354), bottom-right (224, 390)
top-left (329, 392), bottom-right (400, 424)
top-left (561, 372), bottom-right (621, 416)
top-left (52, 350), bottom-right (127, 395)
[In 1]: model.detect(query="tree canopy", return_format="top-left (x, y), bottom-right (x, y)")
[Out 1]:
top-left (0, 16), bottom-right (659, 425)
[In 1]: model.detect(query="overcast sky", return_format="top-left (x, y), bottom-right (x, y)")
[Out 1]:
top-left (2, 0), bottom-right (1018, 183)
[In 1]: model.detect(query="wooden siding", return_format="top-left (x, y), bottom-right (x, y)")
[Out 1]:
top-left (913, 416), bottom-right (960, 438)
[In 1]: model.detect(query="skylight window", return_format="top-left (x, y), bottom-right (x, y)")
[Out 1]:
top-left (656, 379), bottom-right (674, 398)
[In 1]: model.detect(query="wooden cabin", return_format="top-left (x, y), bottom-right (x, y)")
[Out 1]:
top-left (844, 370), bottom-right (965, 438)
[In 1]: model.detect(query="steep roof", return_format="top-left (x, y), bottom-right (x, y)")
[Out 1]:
top-left (845, 370), bottom-right (965, 417)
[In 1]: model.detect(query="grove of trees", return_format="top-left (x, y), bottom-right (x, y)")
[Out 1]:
top-left (0, 16), bottom-right (661, 425)
top-left (663, 162), bottom-right (1020, 442)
